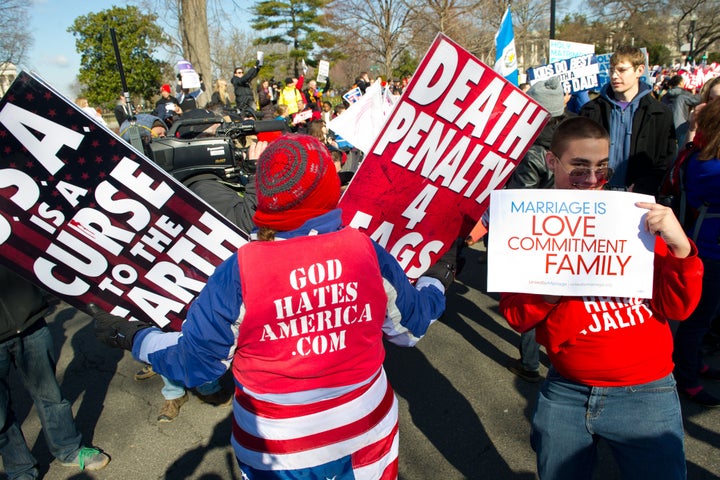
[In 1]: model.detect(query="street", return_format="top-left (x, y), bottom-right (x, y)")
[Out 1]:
top-left (5, 243), bottom-right (720, 479)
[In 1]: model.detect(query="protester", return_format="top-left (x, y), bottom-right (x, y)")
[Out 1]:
top-left (304, 78), bottom-right (330, 113)
top-left (321, 100), bottom-right (334, 124)
top-left (672, 98), bottom-right (720, 407)
top-left (580, 45), bottom-right (676, 195)
top-left (0, 266), bottom-right (110, 478)
top-left (503, 76), bottom-right (572, 383)
top-left (153, 83), bottom-right (182, 124)
top-left (277, 77), bottom-right (303, 116)
top-left (91, 134), bottom-right (452, 478)
top-left (74, 96), bottom-right (107, 127)
top-left (686, 76), bottom-right (720, 145)
top-left (231, 62), bottom-right (260, 113)
top-left (210, 78), bottom-right (232, 110)
top-left (257, 79), bottom-right (276, 120)
top-left (355, 71), bottom-right (372, 94)
top-left (499, 116), bottom-right (703, 479)
top-left (661, 74), bottom-right (701, 148)
top-left (113, 94), bottom-right (130, 126)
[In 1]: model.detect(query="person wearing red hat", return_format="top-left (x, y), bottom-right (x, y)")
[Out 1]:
top-left (91, 134), bottom-right (455, 479)
top-left (153, 83), bottom-right (182, 123)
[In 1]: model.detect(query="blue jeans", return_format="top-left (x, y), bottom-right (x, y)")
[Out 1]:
top-left (0, 322), bottom-right (82, 479)
top-left (519, 328), bottom-right (540, 371)
top-left (160, 375), bottom-right (186, 400)
top-left (673, 257), bottom-right (720, 390)
top-left (160, 375), bottom-right (220, 399)
top-left (531, 368), bottom-right (685, 480)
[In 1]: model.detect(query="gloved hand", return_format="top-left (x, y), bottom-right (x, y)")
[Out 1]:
top-left (89, 303), bottom-right (151, 351)
top-left (422, 239), bottom-right (461, 291)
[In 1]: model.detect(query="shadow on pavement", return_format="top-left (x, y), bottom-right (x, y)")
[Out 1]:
top-left (384, 341), bottom-right (535, 480)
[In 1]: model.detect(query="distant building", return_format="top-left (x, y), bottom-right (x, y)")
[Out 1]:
top-left (0, 63), bottom-right (18, 97)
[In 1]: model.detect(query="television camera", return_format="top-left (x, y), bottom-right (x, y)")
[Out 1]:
top-left (148, 116), bottom-right (288, 187)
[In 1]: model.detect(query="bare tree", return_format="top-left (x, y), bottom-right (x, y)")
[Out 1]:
top-left (0, 0), bottom-right (33, 65)
top-left (330, 0), bottom-right (413, 79)
top-left (404, 0), bottom-right (494, 63)
top-left (179, 0), bottom-right (212, 84)
top-left (586, 0), bottom-right (672, 49)
top-left (672, 0), bottom-right (720, 63)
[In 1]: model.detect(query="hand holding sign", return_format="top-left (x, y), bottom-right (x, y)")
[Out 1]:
top-left (636, 202), bottom-right (692, 258)
top-left (90, 303), bottom-right (150, 350)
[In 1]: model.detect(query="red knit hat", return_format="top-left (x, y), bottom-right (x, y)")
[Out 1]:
top-left (161, 84), bottom-right (172, 94)
top-left (253, 134), bottom-right (341, 231)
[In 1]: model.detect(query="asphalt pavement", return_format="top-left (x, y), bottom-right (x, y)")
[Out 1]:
top-left (4, 243), bottom-right (720, 479)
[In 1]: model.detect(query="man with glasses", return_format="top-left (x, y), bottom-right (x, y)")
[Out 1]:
top-left (232, 60), bottom-right (260, 114)
top-left (580, 45), bottom-right (676, 196)
top-left (501, 116), bottom-right (702, 479)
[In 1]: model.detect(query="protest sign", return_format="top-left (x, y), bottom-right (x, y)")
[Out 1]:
top-left (526, 54), bottom-right (599, 94)
top-left (317, 60), bottom-right (330, 83)
top-left (548, 40), bottom-right (595, 63)
top-left (339, 34), bottom-right (548, 279)
top-left (176, 60), bottom-right (201, 89)
top-left (0, 72), bottom-right (248, 331)
top-left (342, 87), bottom-right (362, 104)
top-left (486, 189), bottom-right (656, 297)
top-left (329, 79), bottom-right (388, 154)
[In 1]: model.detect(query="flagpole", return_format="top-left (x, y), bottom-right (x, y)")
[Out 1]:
top-left (550, 0), bottom-right (556, 39)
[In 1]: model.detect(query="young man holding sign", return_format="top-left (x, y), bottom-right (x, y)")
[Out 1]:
top-left (500, 117), bottom-right (703, 479)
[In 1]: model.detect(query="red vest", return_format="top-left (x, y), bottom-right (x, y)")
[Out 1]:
top-left (234, 228), bottom-right (388, 394)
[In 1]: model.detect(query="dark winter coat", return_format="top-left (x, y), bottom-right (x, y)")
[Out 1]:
top-left (0, 266), bottom-right (49, 342)
top-left (580, 85), bottom-right (676, 195)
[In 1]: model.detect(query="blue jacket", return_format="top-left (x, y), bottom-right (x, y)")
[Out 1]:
top-left (685, 153), bottom-right (720, 261)
top-left (132, 209), bottom-right (445, 388)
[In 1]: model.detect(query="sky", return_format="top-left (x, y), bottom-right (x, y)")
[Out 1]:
top-left (22, 1), bottom-right (582, 100)
top-left (23, 0), bottom-right (125, 98)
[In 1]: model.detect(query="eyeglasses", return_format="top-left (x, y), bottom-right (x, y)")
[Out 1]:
top-left (235, 71), bottom-right (243, 75)
top-left (552, 152), bottom-right (614, 185)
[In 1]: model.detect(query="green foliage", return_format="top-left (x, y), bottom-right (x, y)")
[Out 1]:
top-left (646, 44), bottom-right (672, 66)
top-left (67, 6), bottom-right (171, 108)
top-left (392, 50), bottom-right (419, 80)
top-left (251, 0), bottom-right (336, 76)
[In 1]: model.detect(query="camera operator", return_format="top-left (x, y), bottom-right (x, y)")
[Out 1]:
top-left (119, 113), bottom-right (168, 157)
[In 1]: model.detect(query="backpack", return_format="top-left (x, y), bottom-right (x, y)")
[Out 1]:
top-left (658, 142), bottom-right (720, 241)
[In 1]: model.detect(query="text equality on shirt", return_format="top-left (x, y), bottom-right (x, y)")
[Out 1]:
top-left (339, 34), bottom-right (548, 280)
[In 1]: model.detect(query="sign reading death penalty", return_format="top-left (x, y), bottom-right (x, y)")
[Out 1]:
top-left (0, 72), bottom-right (248, 331)
top-left (486, 189), bottom-right (656, 298)
top-left (339, 34), bottom-right (548, 279)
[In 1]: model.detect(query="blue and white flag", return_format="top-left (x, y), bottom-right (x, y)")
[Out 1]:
top-left (494, 7), bottom-right (518, 86)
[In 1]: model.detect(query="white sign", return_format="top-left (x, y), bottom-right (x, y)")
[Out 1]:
top-left (330, 80), bottom-right (387, 154)
top-left (548, 40), bottom-right (595, 63)
top-left (487, 189), bottom-right (656, 298)
top-left (317, 60), bottom-right (330, 83)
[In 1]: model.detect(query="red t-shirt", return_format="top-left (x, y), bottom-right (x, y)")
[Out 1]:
top-left (500, 239), bottom-right (703, 386)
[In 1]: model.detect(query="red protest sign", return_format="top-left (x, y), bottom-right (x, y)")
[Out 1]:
top-left (0, 72), bottom-right (248, 331)
top-left (339, 34), bottom-right (548, 279)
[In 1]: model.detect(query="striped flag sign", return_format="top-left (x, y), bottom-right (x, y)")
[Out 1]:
top-left (0, 72), bottom-right (248, 331)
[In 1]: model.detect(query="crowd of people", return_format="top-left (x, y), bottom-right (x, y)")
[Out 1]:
top-left (4, 44), bottom-right (720, 479)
